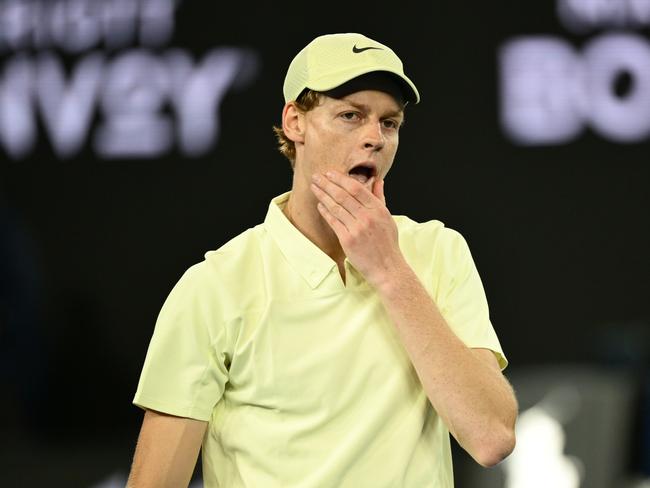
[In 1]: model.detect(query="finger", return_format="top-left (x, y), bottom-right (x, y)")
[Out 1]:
top-left (317, 202), bottom-right (350, 240)
top-left (310, 182), bottom-right (356, 229)
top-left (373, 179), bottom-right (386, 206)
top-left (324, 171), bottom-right (376, 208)
top-left (313, 173), bottom-right (364, 216)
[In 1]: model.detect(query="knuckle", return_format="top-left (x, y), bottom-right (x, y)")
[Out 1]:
top-left (359, 214), bottom-right (371, 227)
top-left (350, 184), bottom-right (362, 197)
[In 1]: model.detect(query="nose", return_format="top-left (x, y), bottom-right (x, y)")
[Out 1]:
top-left (362, 121), bottom-right (385, 151)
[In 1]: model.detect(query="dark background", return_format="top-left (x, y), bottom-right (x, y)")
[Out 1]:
top-left (2, 1), bottom-right (649, 486)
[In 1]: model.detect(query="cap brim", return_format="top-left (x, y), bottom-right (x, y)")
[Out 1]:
top-left (307, 68), bottom-right (420, 104)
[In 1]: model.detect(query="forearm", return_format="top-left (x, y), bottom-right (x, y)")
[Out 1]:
top-left (375, 259), bottom-right (517, 467)
top-left (127, 410), bottom-right (207, 488)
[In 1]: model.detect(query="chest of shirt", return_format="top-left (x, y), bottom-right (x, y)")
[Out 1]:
top-left (221, 287), bottom-right (421, 417)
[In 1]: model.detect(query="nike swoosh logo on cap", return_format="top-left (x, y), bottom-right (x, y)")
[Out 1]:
top-left (352, 45), bottom-right (383, 53)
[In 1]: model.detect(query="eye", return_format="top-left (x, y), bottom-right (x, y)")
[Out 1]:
top-left (340, 112), bottom-right (361, 121)
top-left (382, 119), bottom-right (400, 130)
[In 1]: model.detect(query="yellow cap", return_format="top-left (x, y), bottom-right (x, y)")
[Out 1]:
top-left (283, 33), bottom-right (420, 104)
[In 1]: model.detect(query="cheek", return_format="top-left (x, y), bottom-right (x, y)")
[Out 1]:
top-left (385, 137), bottom-right (397, 150)
top-left (307, 126), bottom-right (348, 158)
top-left (383, 133), bottom-right (399, 151)
top-left (305, 120), bottom-right (334, 149)
top-left (381, 161), bottom-right (394, 179)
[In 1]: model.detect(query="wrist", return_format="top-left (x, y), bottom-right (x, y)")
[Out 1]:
top-left (371, 254), bottom-right (414, 296)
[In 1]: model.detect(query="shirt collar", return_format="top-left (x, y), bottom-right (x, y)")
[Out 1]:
top-left (264, 191), bottom-right (337, 289)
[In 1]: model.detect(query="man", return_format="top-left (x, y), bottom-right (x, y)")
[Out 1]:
top-left (127, 33), bottom-right (517, 487)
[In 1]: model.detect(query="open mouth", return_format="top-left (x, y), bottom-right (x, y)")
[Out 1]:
top-left (348, 164), bottom-right (376, 185)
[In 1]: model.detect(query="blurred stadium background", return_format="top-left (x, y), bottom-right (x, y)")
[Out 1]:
top-left (1, 1), bottom-right (649, 486)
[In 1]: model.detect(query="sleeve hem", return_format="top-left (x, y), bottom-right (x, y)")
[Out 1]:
top-left (467, 346), bottom-right (508, 371)
top-left (132, 394), bottom-right (213, 422)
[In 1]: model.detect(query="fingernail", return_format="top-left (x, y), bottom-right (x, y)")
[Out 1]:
top-left (326, 171), bottom-right (334, 179)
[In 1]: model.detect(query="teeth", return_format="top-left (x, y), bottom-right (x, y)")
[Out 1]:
top-left (349, 174), bottom-right (377, 189)
top-left (349, 173), bottom-right (368, 184)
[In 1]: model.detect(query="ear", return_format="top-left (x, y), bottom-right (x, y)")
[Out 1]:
top-left (282, 102), bottom-right (305, 144)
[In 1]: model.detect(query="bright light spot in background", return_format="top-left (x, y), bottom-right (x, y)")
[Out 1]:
top-left (0, 0), bottom-right (176, 53)
top-left (557, 0), bottom-right (650, 33)
top-left (503, 387), bottom-right (584, 488)
top-left (0, 55), bottom-right (35, 158)
top-left (500, 33), bottom-right (650, 145)
top-left (583, 34), bottom-right (650, 141)
top-left (94, 48), bottom-right (256, 158)
top-left (499, 0), bottom-right (650, 146)
top-left (0, 0), bottom-right (261, 160)
top-left (0, 49), bottom-right (259, 159)
top-left (499, 37), bottom-right (586, 145)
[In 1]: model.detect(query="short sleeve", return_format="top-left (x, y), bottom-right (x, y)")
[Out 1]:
top-left (438, 230), bottom-right (508, 370)
top-left (133, 263), bottom-right (230, 420)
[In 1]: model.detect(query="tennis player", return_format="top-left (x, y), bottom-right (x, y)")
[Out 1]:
top-left (127, 32), bottom-right (517, 487)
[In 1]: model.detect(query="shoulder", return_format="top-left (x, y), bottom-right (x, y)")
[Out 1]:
top-left (173, 225), bottom-right (266, 317)
top-left (202, 225), bottom-right (262, 274)
top-left (393, 215), bottom-right (469, 258)
top-left (392, 214), bottom-right (478, 289)
top-left (171, 227), bottom-right (257, 284)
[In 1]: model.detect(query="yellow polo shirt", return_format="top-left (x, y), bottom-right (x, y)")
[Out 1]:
top-left (133, 191), bottom-right (507, 488)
